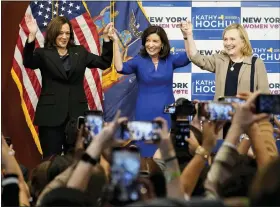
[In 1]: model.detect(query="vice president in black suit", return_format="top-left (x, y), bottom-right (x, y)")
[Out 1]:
top-left (23, 15), bottom-right (113, 158)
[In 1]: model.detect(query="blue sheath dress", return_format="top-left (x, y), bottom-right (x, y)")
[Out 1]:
top-left (120, 53), bottom-right (191, 129)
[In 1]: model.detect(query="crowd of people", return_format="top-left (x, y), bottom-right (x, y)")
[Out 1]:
top-left (2, 91), bottom-right (280, 206)
top-left (2, 14), bottom-right (280, 206)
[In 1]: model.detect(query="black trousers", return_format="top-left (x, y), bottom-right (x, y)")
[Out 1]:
top-left (38, 118), bottom-right (69, 159)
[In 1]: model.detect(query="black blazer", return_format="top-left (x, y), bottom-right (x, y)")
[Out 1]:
top-left (23, 40), bottom-right (113, 127)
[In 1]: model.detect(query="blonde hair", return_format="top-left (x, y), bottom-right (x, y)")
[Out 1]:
top-left (221, 23), bottom-right (253, 56)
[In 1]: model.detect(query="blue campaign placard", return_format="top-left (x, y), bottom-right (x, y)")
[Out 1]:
top-left (251, 40), bottom-right (280, 73)
top-left (191, 73), bottom-right (216, 101)
top-left (191, 7), bottom-right (241, 40)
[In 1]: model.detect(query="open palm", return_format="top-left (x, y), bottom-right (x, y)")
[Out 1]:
top-left (25, 14), bottom-right (38, 35)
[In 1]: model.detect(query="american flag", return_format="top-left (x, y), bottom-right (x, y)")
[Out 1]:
top-left (11, 0), bottom-right (103, 154)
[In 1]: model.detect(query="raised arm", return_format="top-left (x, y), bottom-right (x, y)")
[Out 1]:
top-left (23, 14), bottom-right (42, 70)
top-left (204, 91), bottom-right (270, 199)
top-left (108, 25), bottom-right (138, 74)
top-left (2, 136), bottom-right (31, 206)
top-left (181, 120), bottom-right (223, 197)
top-left (155, 117), bottom-right (184, 199)
top-left (181, 21), bottom-right (216, 72)
top-left (67, 111), bottom-right (125, 191)
top-left (108, 26), bottom-right (124, 72)
top-left (85, 23), bottom-right (113, 70)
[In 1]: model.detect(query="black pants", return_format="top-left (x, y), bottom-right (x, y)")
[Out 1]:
top-left (38, 118), bottom-right (69, 159)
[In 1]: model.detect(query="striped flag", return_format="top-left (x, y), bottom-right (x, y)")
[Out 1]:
top-left (11, 0), bottom-right (102, 154)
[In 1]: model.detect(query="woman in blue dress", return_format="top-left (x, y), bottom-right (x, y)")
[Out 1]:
top-left (111, 25), bottom-right (191, 129)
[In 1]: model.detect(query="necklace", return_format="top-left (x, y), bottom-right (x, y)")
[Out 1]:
top-left (230, 62), bottom-right (237, 71)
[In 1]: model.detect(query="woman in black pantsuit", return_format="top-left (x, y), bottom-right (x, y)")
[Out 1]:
top-left (23, 15), bottom-right (114, 158)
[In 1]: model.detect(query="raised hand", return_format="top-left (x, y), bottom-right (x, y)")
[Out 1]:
top-left (154, 117), bottom-right (175, 157)
top-left (103, 22), bottom-right (113, 41)
top-left (186, 136), bottom-right (200, 156)
top-left (180, 20), bottom-right (193, 37)
top-left (25, 14), bottom-right (38, 35)
top-left (108, 26), bottom-right (118, 42)
top-left (201, 120), bottom-right (224, 152)
top-left (231, 91), bottom-right (269, 133)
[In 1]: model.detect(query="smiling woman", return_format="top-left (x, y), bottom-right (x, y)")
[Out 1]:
top-left (110, 24), bottom-right (192, 129)
top-left (183, 21), bottom-right (269, 101)
top-left (23, 15), bottom-right (114, 158)
top-left (183, 21), bottom-right (270, 138)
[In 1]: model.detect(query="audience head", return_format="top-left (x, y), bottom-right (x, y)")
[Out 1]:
top-left (217, 154), bottom-right (257, 198)
top-left (140, 157), bottom-right (166, 198)
top-left (39, 187), bottom-right (94, 206)
top-left (46, 154), bottom-right (73, 183)
top-left (30, 160), bottom-right (52, 200)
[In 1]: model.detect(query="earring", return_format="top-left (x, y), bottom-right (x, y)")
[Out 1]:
top-left (161, 45), bottom-right (164, 50)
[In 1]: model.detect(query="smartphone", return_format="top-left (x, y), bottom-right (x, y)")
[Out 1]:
top-left (121, 121), bottom-right (162, 141)
top-left (255, 94), bottom-right (280, 114)
top-left (4, 137), bottom-right (12, 147)
top-left (110, 147), bottom-right (141, 203)
top-left (76, 116), bottom-right (85, 130)
top-left (198, 102), bottom-right (233, 121)
top-left (218, 96), bottom-right (245, 104)
top-left (164, 104), bottom-right (176, 114)
top-left (84, 110), bottom-right (103, 145)
top-left (271, 114), bottom-right (280, 138)
top-left (174, 121), bottom-right (190, 148)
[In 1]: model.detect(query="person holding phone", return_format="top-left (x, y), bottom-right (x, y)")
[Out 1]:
top-left (110, 25), bottom-right (191, 129)
top-left (23, 15), bottom-right (114, 158)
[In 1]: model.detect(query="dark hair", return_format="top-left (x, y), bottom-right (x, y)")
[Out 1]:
top-left (44, 16), bottom-right (75, 49)
top-left (64, 118), bottom-right (79, 154)
top-left (217, 154), bottom-right (257, 198)
top-left (40, 187), bottom-right (94, 206)
top-left (29, 160), bottom-right (52, 202)
top-left (140, 158), bottom-right (167, 197)
top-left (140, 25), bottom-right (170, 58)
top-left (46, 154), bottom-right (73, 183)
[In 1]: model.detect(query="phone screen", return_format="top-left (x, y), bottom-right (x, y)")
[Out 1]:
top-left (256, 94), bottom-right (280, 114)
top-left (174, 121), bottom-right (189, 148)
top-left (84, 110), bottom-right (103, 145)
top-left (219, 96), bottom-right (246, 104)
top-left (198, 102), bottom-right (233, 121)
top-left (164, 105), bottom-right (176, 114)
top-left (77, 116), bottom-right (85, 130)
top-left (271, 114), bottom-right (280, 138)
top-left (111, 148), bottom-right (140, 202)
top-left (121, 121), bottom-right (162, 141)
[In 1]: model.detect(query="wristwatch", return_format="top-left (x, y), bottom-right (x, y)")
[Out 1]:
top-left (195, 146), bottom-right (209, 160)
top-left (81, 152), bottom-right (99, 166)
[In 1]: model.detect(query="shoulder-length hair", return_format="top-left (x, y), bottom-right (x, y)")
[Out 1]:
top-left (221, 23), bottom-right (253, 56)
top-left (44, 16), bottom-right (75, 49)
top-left (139, 25), bottom-right (170, 59)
